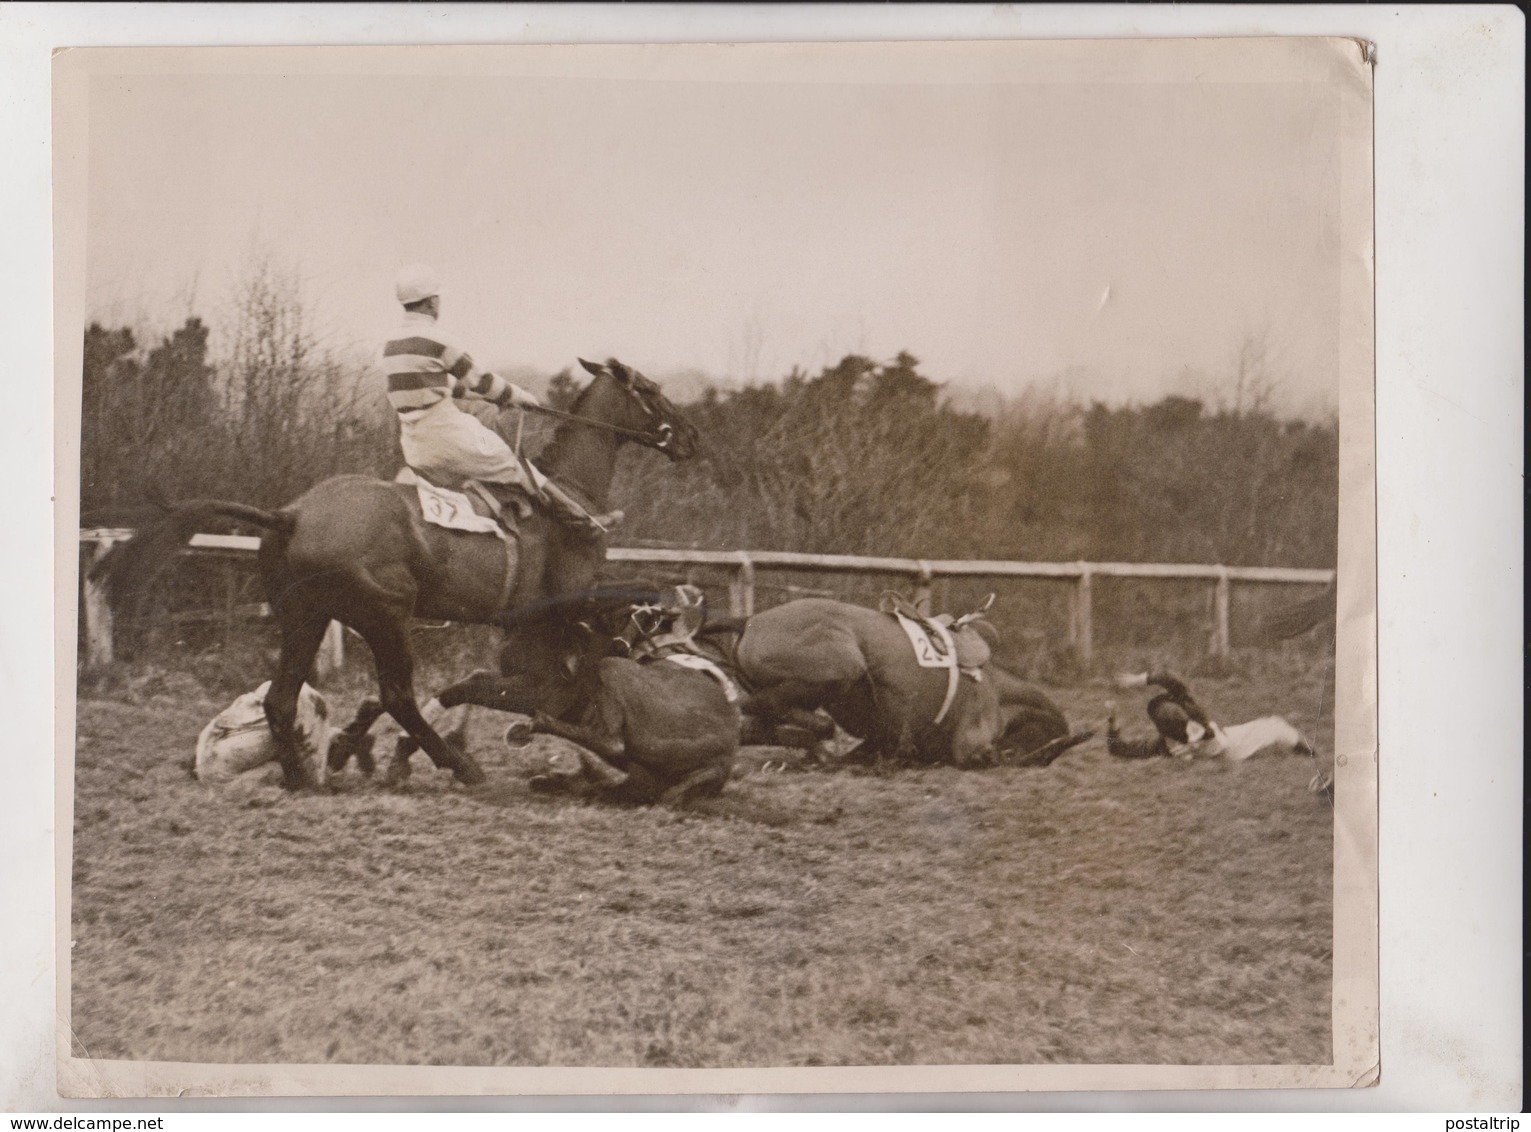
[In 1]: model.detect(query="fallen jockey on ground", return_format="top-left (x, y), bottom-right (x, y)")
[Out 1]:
top-left (1105, 670), bottom-right (1320, 773)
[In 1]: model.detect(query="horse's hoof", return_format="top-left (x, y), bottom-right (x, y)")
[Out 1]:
top-left (527, 774), bottom-right (568, 795)
top-left (325, 739), bottom-right (352, 774)
top-left (454, 760), bottom-right (488, 787)
top-left (544, 748), bottom-right (581, 776)
top-left (504, 721), bottom-right (536, 748)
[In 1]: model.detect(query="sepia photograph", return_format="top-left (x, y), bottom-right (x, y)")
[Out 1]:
top-left (52, 37), bottom-right (1379, 1097)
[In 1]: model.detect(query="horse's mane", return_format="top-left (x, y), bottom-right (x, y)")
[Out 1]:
top-left (532, 373), bottom-right (603, 478)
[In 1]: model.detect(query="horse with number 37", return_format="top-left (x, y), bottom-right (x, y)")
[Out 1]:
top-left (93, 359), bottom-right (700, 790)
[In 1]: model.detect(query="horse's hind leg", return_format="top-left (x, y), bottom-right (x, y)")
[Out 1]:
top-left (527, 714), bottom-right (631, 788)
top-left (358, 618), bottom-right (487, 786)
top-left (659, 761), bottom-right (732, 808)
top-left (265, 615), bottom-right (331, 790)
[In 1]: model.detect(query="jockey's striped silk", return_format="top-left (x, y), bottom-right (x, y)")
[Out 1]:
top-left (380, 310), bottom-right (511, 418)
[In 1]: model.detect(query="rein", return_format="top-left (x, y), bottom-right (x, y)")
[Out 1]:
top-left (520, 401), bottom-right (671, 445)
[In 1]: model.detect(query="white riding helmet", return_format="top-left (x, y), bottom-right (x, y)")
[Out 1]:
top-left (395, 263), bottom-right (442, 305)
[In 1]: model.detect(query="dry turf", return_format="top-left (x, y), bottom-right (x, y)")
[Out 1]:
top-left (69, 672), bottom-right (1333, 1069)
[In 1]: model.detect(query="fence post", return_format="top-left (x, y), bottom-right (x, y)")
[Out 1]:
top-left (913, 562), bottom-right (933, 615)
top-left (729, 552), bottom-right (756, 618)
top-left (220, 559), bottom-right (238, 648)
top-left (82, 537), bottom-right (116, 668)
top-left (316, 621), bottom-right (345, 681)
top-left (1212, 567), bottom-right (1232, 659)
top-left (1069, 566), bottom-right (1094, 665)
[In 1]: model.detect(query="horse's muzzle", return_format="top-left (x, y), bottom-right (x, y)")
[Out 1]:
top-left (658, 421), bottom-right (701, 461)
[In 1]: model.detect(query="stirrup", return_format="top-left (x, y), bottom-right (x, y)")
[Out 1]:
top-left (558, 508), bottom-right (623, 537)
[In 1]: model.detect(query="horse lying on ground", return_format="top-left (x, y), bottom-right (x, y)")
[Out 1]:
top-left (387, 588), bottom-right (1088, 780)
top-left (361, 582), bottom-right (671, 782)
top-left (505, 617), bottom-right (740, 806)
top-left (691, 596), bottom-right (1092, 768)
top-left (93, 359), bottom-right (698, 791)
top-left (386, 589), bottom-right (737, 804)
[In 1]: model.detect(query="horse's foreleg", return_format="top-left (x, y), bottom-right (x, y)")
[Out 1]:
top-left (265, 616), bottom-right (331, 790)
top-left (437, 670), bottom-right (545, 714)
top-left (740, 681), bottom-right (833, 750)
top-left (390, 670), bottom-right (561, 778)
top-left (383, 696), bottom-right (472, 783)
top-left (1008, 728), bottom-right (1095, 768)
top-left (531, 714), bottom-right (628, 764)
top-left (361, 620), bottom-right (487, 786)
top-left (517, 707), bottom-right (630, 790)
top-left (328, 696), bottom-right (386, 774)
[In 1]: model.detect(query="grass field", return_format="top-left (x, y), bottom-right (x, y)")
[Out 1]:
top-left (68, 668), bottom-right (1333, 1069)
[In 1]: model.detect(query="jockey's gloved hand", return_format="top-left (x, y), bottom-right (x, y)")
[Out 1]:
top-left (503, 385), bottom-right (541, 410)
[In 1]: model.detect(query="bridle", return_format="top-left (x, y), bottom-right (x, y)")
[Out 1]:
top-left (613, 602), bottom-right (669, 656)
top-left (518, 382), bottom-right (677, 452)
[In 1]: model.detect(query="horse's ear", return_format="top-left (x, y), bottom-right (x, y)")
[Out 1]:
top-left (606, 358), bottom-right (634, 385)
top-left (578, 358), bottom-right (607, 378)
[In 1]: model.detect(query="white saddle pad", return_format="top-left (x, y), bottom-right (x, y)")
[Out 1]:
top-left (891, 613), bottom-right (961, 725)
top-left (893, 612), bottom-right (955, 669)
top-left (409, 475), bottom-right (503, 535)
top-left (662, 652), bottom-right (741, 704)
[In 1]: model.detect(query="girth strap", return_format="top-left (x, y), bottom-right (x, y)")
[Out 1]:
top-left (926, 618), bottom-right (962, 727)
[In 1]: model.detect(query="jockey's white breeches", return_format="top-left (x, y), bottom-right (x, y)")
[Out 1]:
top-left (398, 400), bottom-right (547, 492)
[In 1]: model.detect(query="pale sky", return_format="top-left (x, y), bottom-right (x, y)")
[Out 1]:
top-left (84, 47), bottom-right (1347, 414)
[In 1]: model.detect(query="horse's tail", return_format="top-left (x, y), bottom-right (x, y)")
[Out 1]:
top-left (90, 498), bottom-right (296, 604)
top-left (1011, 727), bottom-right (1096, 768)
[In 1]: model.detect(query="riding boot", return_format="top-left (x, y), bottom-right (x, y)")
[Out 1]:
top-left (538, 478), bottom-right (624, 538)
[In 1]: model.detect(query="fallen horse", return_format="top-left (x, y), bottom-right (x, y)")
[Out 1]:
top-left (333, 581), bottom-right (671, 783)
top-left (384, 587), bottom-right (1089, 784)
top-left (505, 613), bottom-right (740, 806)
top-left (691, 595), bottom-right (1093, 768)
top-left (357, 585), bottom-right (737, 803)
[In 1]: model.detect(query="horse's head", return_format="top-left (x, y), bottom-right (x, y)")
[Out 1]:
top-left (577, 357), bottom-right (700, 461)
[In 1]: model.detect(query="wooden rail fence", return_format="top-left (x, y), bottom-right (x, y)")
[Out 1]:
top-left (77, 529), bottom-right (1334, 671)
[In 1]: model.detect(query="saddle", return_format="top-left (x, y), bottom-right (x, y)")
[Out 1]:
top-left (622, 584), bottom-right (707, 657)
top-left (395, 466), bottom-right (531, 538)
top-left (878, 592), bottom-right (997, 673)
top-left (621, 585), bottom-right (741, 703)
top-left (878, 592), bottom-right (1000, 725)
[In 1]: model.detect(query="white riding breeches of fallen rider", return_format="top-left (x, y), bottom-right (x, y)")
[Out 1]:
top-left (399, 398), bottom-right (550, 495)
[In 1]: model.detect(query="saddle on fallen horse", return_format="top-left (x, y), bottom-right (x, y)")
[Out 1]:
top-left (622, 584), bottom-right (743, 705)
top-left (877, 590), bottom-right (998, 726)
